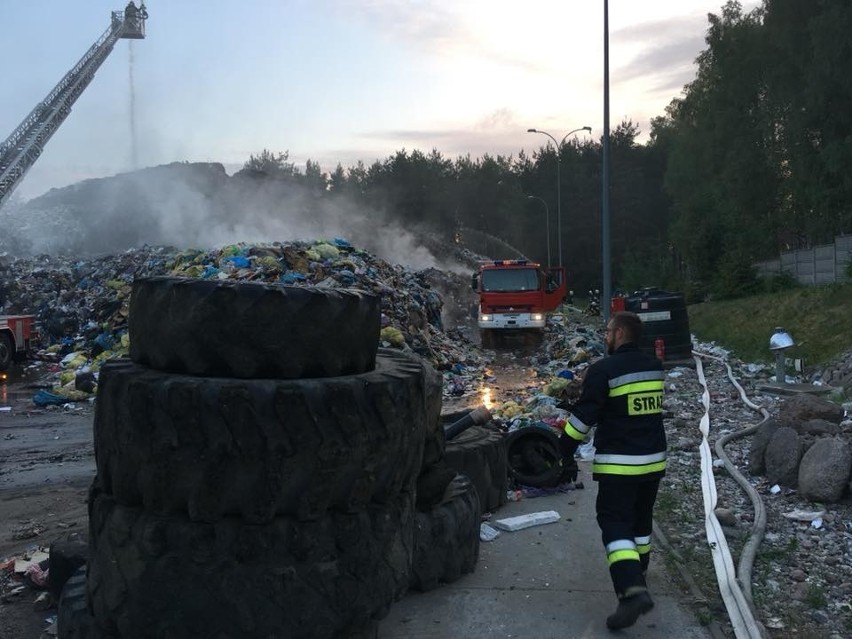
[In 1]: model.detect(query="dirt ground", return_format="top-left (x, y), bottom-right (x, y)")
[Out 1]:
top-left (0, 369), bottom-right (95, 639)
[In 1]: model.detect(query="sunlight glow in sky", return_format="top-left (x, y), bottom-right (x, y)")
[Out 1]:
top-left (0, 0), bottom-right (760, 200)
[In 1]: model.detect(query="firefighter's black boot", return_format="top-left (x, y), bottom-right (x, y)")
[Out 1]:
top-left (606, 587), bottom-right (654, 630)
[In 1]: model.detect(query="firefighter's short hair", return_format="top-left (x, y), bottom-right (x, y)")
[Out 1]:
top-left (611, 311), bottom-right (643, 343)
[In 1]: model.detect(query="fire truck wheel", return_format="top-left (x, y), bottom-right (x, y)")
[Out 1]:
top-left (95, 350), bottom-right (429, 523)
top-left (0, 333), bottom-right (12, 370)
top-left (129, 276), bottom-right (381, 379)
top-left (86, 490), bottom-right (414, 639)
top-left (443, 422), bottom-right (508, 513)
top-left (505, 427), bottom-right (563, 488)
top-left (410, 474), bottom-right (481, 592)
top-left (57, 565), bottom-right (93, 639)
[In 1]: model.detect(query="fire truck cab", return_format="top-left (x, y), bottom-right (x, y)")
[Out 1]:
top-left (471, 260), bottom-right (567, 343)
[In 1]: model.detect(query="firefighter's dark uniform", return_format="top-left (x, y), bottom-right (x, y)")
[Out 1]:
top-left (562, 342), bottom-right (666, 597)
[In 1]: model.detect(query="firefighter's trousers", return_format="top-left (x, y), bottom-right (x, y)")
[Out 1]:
top-left (595, 477), bottom-right (661, 597)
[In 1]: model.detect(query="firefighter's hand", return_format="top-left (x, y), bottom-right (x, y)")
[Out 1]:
top-left (558, 433), bottom-right (579, 460)
top-left (559, 457), bottom-right (579, 484)
top-left (557, 434), bottom-right (580, 484)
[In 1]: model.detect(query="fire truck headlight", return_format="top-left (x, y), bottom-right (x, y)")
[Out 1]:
top-left (531, 313), bottom-right (544, 321)
top-left (480, 314), bottom-right (491, 322)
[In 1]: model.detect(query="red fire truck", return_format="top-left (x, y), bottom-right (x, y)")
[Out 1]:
top-left (0, 315), bottom-right (38, 371)
top-left (471, 260), bottom-right (567, 345)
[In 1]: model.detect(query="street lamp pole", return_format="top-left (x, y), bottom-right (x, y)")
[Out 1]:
top-left (526, 195), bottom-right (551, 268)
top-left (602, 0), bottom-right (612, 322)
top-left (527, 126), bottom-right (592, 269)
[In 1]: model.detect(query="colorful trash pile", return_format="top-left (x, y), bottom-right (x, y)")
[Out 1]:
top-left (0, 239), bottom-right (610, 415)
top-left (0, 240), bottom-right (490, 403)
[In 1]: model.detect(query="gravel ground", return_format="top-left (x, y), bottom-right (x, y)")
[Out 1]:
top-left (655, 344), bottom-right (852, 639)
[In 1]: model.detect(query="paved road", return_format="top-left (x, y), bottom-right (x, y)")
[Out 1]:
top-left (379, 462), bottom-right (713, 639)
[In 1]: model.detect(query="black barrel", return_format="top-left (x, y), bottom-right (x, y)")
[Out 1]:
top-left (623, 288), bottom-right (692, 361)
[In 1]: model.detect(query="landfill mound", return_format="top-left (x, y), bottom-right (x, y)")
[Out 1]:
top-left (0, 162), bottom-right (474, 277)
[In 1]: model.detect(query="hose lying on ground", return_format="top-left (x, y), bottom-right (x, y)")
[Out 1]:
top-left (691, 351), bottom-right (768, 639)
top-left (699, 350), bottom-right (770, 605)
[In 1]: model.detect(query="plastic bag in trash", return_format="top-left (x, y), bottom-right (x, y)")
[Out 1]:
top-left (480, 523), bottom-right (501, 542)
top-left (33, 390), bottom-right (67, 407)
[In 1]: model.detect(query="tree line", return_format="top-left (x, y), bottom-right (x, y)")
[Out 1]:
top-left (242, 1), bottom-right (851, 301)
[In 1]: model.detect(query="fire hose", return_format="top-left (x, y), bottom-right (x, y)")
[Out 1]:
top-left (444, 406), bottom-right (493, 440)
top-left (692, 349), bottom-right (770, 639)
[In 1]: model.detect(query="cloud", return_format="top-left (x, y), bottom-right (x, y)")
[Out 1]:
top-left (605, 13), bottom-right (719, 113)
top-left (337, 0), bottom-right (550, 74)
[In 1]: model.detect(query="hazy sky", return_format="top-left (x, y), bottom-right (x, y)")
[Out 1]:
top-left (1, 0), bottom-right (761, 201)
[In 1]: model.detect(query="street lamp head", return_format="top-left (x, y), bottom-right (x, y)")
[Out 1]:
top-left (527, 128), bottom-right (537, 133)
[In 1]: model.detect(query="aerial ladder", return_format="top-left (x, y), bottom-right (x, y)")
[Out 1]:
top-left (0, 2), bottom-right (148, 209)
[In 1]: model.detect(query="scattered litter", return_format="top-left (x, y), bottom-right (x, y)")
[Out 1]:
top-left (577, 440), bottom-right (595, 461)
top-left (770, 484), bottom-right (781, 494)
top-left (782, 509), bottom-right (826, 522)
top-left (493, 510), bottom-right (561, 532)
top-left (479, 523), bottom-right (500, 542)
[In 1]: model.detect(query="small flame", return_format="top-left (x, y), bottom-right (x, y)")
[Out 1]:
top-left (480, 386), bottom-right (493, 410)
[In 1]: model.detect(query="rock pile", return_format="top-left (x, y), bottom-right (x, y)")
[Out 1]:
top-left (749, 394), bottom-right (852, 503)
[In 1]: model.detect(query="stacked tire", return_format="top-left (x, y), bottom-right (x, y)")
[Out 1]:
top-left (58, 277), bottom-right (444, 639)
top-left (409, 410), bottom-right (511, 593)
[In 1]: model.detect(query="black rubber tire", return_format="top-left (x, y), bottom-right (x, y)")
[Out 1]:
top-left (415, 460), bottom-right (456, 511)
top-left (443, 423), bottom-right (508, 513)
top-left (86, 490), bottom-right (412, 639)
top-left (94, 350), bottom-right (428, 523)
top-left (410, 474), bottom-right (481, 592)
top-left (505, 426), bottom-right (563, 488)
top-left (129, 276), bottom-right (381, 379)
top-left (0, 333), bottom-right (12, 371)
top-left (420, 363), bottom-right (446, 471)
top-left (57, 565), bottom-right (93, 639)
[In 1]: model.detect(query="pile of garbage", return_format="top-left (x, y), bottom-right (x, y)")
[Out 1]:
top-left (0, 240), bottom-right (490, 403)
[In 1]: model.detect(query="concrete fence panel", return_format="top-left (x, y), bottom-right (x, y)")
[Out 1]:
top-left (755, 234), bottom-right (852, 285)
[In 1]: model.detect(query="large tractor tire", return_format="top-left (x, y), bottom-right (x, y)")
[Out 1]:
top-left (86, 490), bottom-right (414, 639)
top-left (410, 474), bottom-right (481, 592)
top-left (94, 350), bottom-right (428, 523)
top-left (129, 276), bottom-right (381, 379)
top-left (57, 565), bottom-right (93, 639)
top-left (420, 363), bottom-right (446, 472)
top-left (442, 419), bottom-right (508, 513)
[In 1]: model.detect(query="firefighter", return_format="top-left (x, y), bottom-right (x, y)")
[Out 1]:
top-left (558, 310), bottom-right (666, 629)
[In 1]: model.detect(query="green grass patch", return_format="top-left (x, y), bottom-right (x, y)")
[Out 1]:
top-left (688, 282), bottom-right (852, 365)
